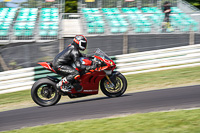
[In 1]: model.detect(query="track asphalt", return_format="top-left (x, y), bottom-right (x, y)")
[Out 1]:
top-left (0, 85), bottom-right (200, 131)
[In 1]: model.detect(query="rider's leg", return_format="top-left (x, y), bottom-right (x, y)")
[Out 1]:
top-left (55, 65), bottom-right (80, 91)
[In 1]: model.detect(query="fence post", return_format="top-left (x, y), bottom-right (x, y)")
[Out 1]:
top-left (157, 0), bottom-right (161, 9)
top-left (98, 0), bottom-right (102, 9)
top-left (59, 38), bottom-right (64, 52)
top-left (137, 0), bottom-right (141, 9)
top-left (117, 0), bottom-right (122, 8)
top-left (0, 54), bottom-right (9, 71)
top-left (189, 31), bottom-right (194, 45)
top-left (123, 33), bottom-right (128, 54)
top-left (78, 0), bottom-right (81, 13)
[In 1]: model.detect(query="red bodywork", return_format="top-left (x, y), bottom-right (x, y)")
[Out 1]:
top-left (38, 55), bottom-right (116, 95)
top-left (38, 62), bottom-right (56, 73)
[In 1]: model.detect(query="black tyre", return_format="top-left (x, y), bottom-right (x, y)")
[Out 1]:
top-left (31, 78), bottom-right (61, 107)
top-left (100, 73), bottom-right (127, 97)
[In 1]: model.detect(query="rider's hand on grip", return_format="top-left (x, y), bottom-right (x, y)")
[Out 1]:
top-left (90, 62), bottom-right (97, 70)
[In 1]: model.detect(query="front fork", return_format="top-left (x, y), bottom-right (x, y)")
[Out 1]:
top-left (105, 75), bottom-right (115, 88)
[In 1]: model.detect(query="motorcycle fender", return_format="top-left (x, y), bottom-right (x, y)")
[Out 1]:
top-left (112, 71), bottom-right (121, 76)
top-left (46, 76), bottom-right (60, 83)
top-left (109, 71), bottom-right (121, 86)
top-left (104, 70), bottom-right (112, 75)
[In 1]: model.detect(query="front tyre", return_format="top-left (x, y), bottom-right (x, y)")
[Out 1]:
top-left (100, 73), bottom-right (127, 97)
top-left (31, 78), bottom-right (61, 107)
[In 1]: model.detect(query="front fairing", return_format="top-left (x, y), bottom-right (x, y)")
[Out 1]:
top-left (93, 48), bottom-right (116, 71)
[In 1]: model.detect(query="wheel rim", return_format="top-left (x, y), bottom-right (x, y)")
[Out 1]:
top-left (104, 77), bottom-right (123, 93)
top-left (36, 83), bottom-right (57, 104)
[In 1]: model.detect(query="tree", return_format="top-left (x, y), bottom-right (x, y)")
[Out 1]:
top-left (186, 0), bottom-right (200, 9)
top-left (65, 0), bottom-right (77, 13)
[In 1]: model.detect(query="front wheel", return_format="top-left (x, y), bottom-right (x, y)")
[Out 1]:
top-left (31, 78), bottom-right (61, 107)
top-left (100, 73), bottom-right (127, 97)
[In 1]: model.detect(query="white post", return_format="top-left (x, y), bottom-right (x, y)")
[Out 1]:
top-left (0, 54), bottom-right (9, 71)
top-left (189, 31), bottom-right (194, 45)
top-left (59, 38), bottom-right (65, 52)
top-left (123, 33), bottom-right (128, 54)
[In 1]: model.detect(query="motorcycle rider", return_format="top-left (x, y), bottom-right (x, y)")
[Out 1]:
top-left (52, 35), bottom-right (96, 92)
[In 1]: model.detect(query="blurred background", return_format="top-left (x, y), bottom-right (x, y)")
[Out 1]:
top-left (0, 0), bottom-right (199, 72)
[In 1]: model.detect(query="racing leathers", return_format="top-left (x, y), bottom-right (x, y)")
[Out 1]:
top-left (52, 44), bottom-right (95, 88)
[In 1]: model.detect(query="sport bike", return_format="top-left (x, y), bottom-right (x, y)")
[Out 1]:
top-left (31, 48), bottom-right (127, 107)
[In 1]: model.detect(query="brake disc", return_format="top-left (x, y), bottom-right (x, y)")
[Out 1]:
top-left (41, 86), bottom-right (52, 99)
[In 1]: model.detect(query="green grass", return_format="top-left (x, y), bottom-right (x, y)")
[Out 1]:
top-left (126, 66), bottom-right (200, 92)
top-left (0, 90), bottom-right (31, 105)
top-left (2, 108), bottom-right (200, 133)
top-left (0, 66), bottom-right (200, 112)
top-left (0, 90), bottom-right (35, 111)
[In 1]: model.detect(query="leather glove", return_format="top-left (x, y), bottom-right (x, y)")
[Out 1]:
top-left (86, 54), bottom-right (94, 59)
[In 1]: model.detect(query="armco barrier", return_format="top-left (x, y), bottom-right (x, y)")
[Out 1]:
top-left (111, 44), bottom-right (200, 75)
top-left (1, 44), bottom-right (200, 94)
top-left (0, 66), bottom-right (60, 94)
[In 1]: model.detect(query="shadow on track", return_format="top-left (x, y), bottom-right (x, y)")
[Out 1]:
top-left (56, 94), bottom-right (132, 106)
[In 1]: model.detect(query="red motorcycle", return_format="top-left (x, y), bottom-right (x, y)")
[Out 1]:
top-left (31, 48), bottom-right (127, 107)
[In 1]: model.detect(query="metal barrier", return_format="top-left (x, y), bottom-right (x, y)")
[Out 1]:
top-left (112, 44), bottom-right (200, 75)
top-left (1, 44), bottom-right (200, 94)
top-left (78, 0), bottom-right (179, 9)
top-left (0, 66), bottom-right (59, 94)
top-left (0, 0), bottom-right (65, 13)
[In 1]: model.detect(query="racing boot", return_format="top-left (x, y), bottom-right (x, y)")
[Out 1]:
top-left (56, 77), bottom-right (72, 92)
top-left (73, 75), bottom-right (82, 92)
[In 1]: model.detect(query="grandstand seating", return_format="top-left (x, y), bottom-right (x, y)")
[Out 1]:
top-left (82, 8), bottom-right (105, 34)
top-left (82, 7), bottom-right (199, 34)
top-left (170, 7), bottom-right (199, 32)
top-left (102, 8), bottom-right (129, 33)
top-left (14, 8), bottom-right (38, 37)
top-left (0, 8), bottom-right (17, 37)
top-left (0, 7), bottom-right (59, 41)
top-left (39, 8), bottom-right (59, 37)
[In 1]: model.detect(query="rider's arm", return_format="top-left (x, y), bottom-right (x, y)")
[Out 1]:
top-left (72, 50), bottom-right (95, 70)
top-left (81, 53), bottom-right (94, 58)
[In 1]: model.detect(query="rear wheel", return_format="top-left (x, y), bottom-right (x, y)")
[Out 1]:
top-left (31, 78), bottom-right (61, 107)
top-left (100, 73), bottom-right (127, 97)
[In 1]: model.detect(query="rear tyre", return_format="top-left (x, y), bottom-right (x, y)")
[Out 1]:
top-left (100, 73), bottom-right (127, 97)
top-left (31, 78), bottom-right (61, 107)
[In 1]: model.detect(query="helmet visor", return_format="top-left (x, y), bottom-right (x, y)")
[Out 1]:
top-left (80, 40), bottom-right (87, 50)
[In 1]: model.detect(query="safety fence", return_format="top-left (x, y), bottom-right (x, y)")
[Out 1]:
top-left (1, 44), bottom-right (200, 94)
top-left (0, 66), bottom-right (60, 94)
top-left (0, 0), bottom-right (65, 13)
top-left (113, 44), bottom-right (200, 75)
top-left (78, 0), bottom-right (179, 10)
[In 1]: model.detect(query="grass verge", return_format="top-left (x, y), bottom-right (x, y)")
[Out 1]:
top-left (2, 108), bottom-right (200, 133)
top-left (0, 66), bottom-right (200, 112)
